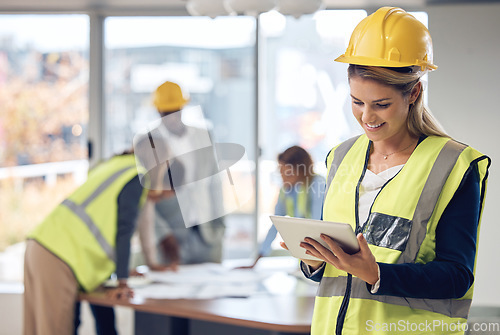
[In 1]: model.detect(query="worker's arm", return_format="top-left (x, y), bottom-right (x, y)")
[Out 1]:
top-left (106, 175), bottom-right (143, 300)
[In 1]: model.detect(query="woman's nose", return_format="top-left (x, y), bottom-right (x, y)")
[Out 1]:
top-left (361, 107), bottom-right (376, 124)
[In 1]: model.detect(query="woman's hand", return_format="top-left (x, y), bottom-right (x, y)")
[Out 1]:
top-left (106, 281), bottom-right (134, 300)
top-left (159, 234), bottom-right (180, 272)
top-left (148, 263), bottom-right (175, 272)
top-left (280, 241), bottom-right (324, 270)
top-left (300, 233), bottom-right (379, 285)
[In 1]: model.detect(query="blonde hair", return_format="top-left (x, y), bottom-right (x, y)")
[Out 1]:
top-left (348, 65), bottom-right (449, 138)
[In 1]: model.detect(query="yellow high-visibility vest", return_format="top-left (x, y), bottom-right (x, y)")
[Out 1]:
top-left (279, 183), bottom-right (311, 218)
top-left (313, 135), bottom-right (490, 335)
top-left (29, 154), bottom-right (147, 292)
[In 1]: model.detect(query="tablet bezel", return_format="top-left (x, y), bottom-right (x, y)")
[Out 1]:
top-left (269, 215), bottom-right (360, 261)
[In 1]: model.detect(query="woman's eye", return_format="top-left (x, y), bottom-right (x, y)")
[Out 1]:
top-left (352, 100), bottom-right (363, 106)
top-left (376, 103), bottom-right (390, 108)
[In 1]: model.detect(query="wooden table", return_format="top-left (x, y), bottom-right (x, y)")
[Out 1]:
top-left (80, 259), bottom-right (316, 335)
top-left (81, 291), bottom-right (314, 335)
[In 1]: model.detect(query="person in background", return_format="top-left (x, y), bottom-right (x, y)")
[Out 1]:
top-left (245, 145), bottom-right (325, 269)
top-left (23, 146), bottom-right (182, 335)
top-left (296, 7), bottom-right (491, 334)
top-left (138, 80), bottom-right (225, 270)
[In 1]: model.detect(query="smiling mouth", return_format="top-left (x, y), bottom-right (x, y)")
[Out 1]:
top-left (366, 122), bottom-right (385, 129)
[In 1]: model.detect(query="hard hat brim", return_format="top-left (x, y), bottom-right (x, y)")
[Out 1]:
top-left (154, 98), bottom-right (190, 112)
top-left (335, 54), bottom-right (437, 71)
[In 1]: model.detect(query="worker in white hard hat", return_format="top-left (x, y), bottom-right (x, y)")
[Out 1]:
top-left (138, 80), bottom-right (225, 270)
top-left (78, 79), bottom-right (224, 334)
top-left (293, 7), bottom-right (491, 335)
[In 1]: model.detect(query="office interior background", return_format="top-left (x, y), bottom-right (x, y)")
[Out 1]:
top-left (0, 0), bottom-right (499, 334)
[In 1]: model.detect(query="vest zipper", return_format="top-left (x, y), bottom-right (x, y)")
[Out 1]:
top-left (335, 142), bottom-right (371, 334)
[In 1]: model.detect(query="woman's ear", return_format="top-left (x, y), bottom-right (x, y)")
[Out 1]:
top-left (409, 82), bottom-right (422, 104)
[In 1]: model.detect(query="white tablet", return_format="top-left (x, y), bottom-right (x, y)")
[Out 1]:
top-left (270, 215), bottom-right (360, 261)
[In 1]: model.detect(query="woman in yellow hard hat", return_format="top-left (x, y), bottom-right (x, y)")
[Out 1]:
top-left (295, 7), bottom-right (491, 334)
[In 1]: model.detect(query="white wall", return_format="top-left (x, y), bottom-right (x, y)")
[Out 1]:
top-left (0, 292), bottom-right (22, 335)
top-left (0, 290), bottom-right (133, 335)
top-left (427, 4), bottom-right (500, 307)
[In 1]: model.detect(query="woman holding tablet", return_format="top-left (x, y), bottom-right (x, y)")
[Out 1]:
top-left (298, 7), bottom-right (490, 334)
top-left (245, 145), bottom-right (325, 268)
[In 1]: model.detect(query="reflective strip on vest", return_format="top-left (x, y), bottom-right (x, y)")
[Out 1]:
top-left (325, 135), bottom-right (361, 193)
top-left (60, 166), bottom-right (133, 261)
top-left (325, 139), bottom-right (466, 261)
top-left (282, 187), bottom-right (310, 218)
top-left (318, 276), bottom-right (471, 319)
top-left (399, 140), bottom-right (466, 263)
top-left (320, 137), bottom-right (471, 319)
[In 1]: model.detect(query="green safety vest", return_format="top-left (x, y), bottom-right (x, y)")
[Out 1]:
top-left (29, 154), bottom-right (147, 292)
top-left (313, 135), bottom-right (490, 335)
top-left (279, 182), bottom-right (311, 218)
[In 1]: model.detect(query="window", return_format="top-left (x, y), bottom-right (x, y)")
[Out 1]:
top-left (0, 10), bottom-right (429, 273)
top-left (0, 14), bottom-right (89, 280)
top-left (104, 16), bottom-right (257, 259)
top-left (257, 10), bottom-right (366, 253)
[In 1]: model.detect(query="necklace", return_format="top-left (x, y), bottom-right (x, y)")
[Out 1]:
top-left (376, 141), bottom-right (415, 160)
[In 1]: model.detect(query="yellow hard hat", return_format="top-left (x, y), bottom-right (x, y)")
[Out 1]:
top-left (153, 81), bottom-right (189, 112)
top-left (335, 7), bottom-right (437, 71)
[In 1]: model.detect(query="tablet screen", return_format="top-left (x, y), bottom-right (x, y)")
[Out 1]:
top-left (270, 215), bottom-right (360, 261)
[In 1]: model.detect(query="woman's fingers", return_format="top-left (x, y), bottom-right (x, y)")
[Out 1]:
top-left (320, 234), bottom-right (348, 257)
top-left (300, 241), bottom-right (324, 260)
top-left (357, 233), bottom-right (370, 253)
top-left (302, 237), bottom-right (327, 252)
top-left (299, 233), bottom-right (379, 284)
top-left (301, 237), bottom-right (340, 265)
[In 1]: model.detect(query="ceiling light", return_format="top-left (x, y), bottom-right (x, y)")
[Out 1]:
top-left (277, 0), bottom-right (325, 19)
top-left (223, 0), bottom-right (277, 17)
top-left (186, 0), bottom-right (230, 19)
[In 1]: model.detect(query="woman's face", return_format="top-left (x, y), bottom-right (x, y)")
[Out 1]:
top-left (279, 161), bottom-right (301, 186)
top-left (349, 76), bottom-right (412, 143)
